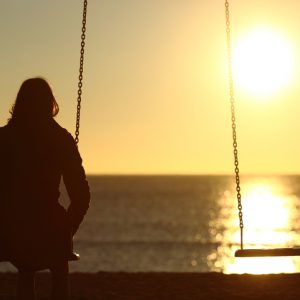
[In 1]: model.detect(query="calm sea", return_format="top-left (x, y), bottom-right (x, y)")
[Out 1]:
top-left (1, 175), bottom-right (300, 274)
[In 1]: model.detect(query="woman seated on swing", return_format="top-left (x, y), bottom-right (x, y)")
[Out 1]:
top-left (0, 77), bottom-right (90, 300)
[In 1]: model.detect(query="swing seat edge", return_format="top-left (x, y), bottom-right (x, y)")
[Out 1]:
top-left (235, 247), bottom-right (300, 257)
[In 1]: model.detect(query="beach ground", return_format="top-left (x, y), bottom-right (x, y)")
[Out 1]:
top-left (1, 272), bottom-right (300, 299)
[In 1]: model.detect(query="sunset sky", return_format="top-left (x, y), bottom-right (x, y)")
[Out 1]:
top-left (1, 0), bottom-right (300, 175)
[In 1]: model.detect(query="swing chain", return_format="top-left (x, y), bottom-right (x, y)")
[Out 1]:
top-left (225, 0), bottom-right (244, 249)
top-left (75, 0), bottom-right (88, 145)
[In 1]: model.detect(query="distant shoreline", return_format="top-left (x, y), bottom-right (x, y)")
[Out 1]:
top-left (1, 272), bottom-right (300, 299)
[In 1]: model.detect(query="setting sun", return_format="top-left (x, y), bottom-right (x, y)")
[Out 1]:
top-left (232, 27), bottom-right (295, 98)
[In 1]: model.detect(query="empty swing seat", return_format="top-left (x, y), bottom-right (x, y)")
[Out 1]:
top-left (235, 247), bottom-right (300, 257)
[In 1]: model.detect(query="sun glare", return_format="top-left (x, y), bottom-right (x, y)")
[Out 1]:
top-left (217, 181), bottom-right (300, 274)
top-left (232, 27), bottom-right (295, 99)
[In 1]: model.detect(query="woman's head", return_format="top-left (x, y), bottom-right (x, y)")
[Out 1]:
top-left (9, 77), bottom-right (59, 124)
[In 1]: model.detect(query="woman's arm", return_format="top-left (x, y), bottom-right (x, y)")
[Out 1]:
top-left (62, 134), bottom-right (90, 235)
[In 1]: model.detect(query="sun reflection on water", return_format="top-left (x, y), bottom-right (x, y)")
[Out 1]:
top-left (209, 178), bottom-right (300, 274)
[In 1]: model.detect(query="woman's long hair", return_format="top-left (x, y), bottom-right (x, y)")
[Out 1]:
top-left (8, 77), bottom-right (59, 125)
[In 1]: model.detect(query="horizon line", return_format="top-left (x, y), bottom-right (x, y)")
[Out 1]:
top-left (85, 172), bottom-right (300, 176)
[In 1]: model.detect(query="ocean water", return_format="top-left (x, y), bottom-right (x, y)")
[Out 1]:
top-left (2, 175), bottom-right (300, 274)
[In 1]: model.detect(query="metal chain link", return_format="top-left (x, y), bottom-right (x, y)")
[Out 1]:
top-left (75, 0), bottom-right (88, 145)
top-left (225, 0), bottom-right (244, 249)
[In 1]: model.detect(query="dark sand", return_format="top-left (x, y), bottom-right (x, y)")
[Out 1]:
top-left (1, 272), bottom-right (300, 299)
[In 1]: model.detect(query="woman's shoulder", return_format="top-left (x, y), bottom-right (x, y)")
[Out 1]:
top-left (51, 120), bottom-right (74, 139)
top-left (50, 120), bottom-right (77, 151)
top-left (0, 124), bottom-right (15, 150)
top-left (0, 124), bottom-right (10, 131)
top-left (0, 124), bottom-right (12, 137)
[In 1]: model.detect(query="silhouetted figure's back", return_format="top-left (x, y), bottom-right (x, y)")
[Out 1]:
top-left (0, 77), bottom-right (90, 299)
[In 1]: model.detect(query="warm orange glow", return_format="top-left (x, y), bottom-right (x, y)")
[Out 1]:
top-left (226, 256), bottom-right (297, 274)
top-left (241, 185), bottom-right (290, 244)
top-left (232, 27), bottom-right (295, 99)
top-left (225, 184), bottom-right (297, 274)
top-left (210, 179), bottom-right (300, 274)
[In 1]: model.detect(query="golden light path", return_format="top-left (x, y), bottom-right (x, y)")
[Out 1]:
top-left (208, 178), bottom-right (300, 274)
top-left (232, 27), bottom-right (295, 99)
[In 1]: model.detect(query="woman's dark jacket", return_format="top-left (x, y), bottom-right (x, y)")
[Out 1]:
top-left (0, 119), bottom-right (90, 269)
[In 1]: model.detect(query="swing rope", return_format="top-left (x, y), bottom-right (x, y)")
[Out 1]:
top-left (68, 0), bottom-right (88, 262)
top-left (224, 0), bottom-right (244, 250)
top-left (225, 0), bottom-right (300, 257)
top-left (75, 0), bottom-right (88, 145)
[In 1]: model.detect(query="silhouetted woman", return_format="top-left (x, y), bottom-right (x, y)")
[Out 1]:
top-left (0, 78), bottom-right (90, 299)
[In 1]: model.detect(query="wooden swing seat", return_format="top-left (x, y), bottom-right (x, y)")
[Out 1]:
top-left (235, 247), bottom-right (300, 257)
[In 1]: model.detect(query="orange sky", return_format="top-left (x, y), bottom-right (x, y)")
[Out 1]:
top-left (1, 0), bottom-right (300, 174)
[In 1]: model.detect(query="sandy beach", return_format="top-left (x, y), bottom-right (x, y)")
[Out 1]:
top-left (1, 272), bottom-right (300, 299)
